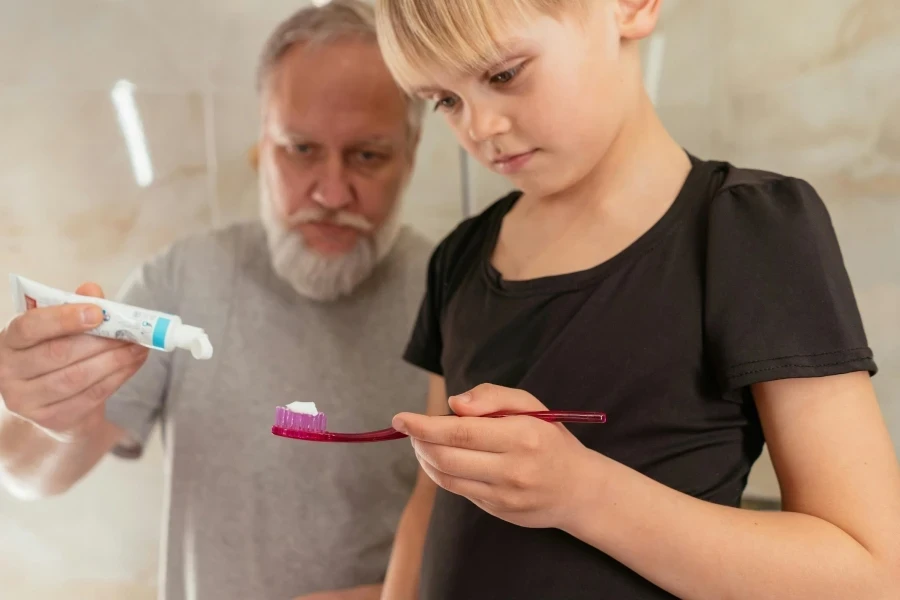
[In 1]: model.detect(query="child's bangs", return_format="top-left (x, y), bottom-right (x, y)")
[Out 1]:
top-left (376, 0), bottom-right (548, 92)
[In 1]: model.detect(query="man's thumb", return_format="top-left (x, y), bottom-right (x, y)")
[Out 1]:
top-left (76, 282), bottom-right (106, 299)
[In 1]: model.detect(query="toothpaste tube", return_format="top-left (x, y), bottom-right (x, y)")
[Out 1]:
top-left (9, 274), bottom-right (214, 360)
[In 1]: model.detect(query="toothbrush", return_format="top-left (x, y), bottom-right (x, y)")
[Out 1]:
top-left (271, 404), bottom-right (607, 443)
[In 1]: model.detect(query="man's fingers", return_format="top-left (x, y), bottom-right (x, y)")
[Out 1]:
top-left (14, 334), bottom-right (131, 381)
top-left (75, 282), bottom-right (105, 299)
top-left (30, 362), bottom-right (144, 433)
top-left (4, 304), bottom-right (105, 350)
top-left (27, 344), bottom-right (148, 407)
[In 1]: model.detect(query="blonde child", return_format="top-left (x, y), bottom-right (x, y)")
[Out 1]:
top-left (375, 1), bottom-right (900, 599)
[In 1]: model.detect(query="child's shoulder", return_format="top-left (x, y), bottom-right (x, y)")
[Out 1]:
top-left (707, 160), bottom-right (825, 212)
top-left (698, 159), bottom-right (832, 231)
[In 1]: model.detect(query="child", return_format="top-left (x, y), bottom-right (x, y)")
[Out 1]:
top-left (375, 1), bottom-right (900, 599)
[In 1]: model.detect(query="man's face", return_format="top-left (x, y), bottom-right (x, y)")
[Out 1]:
top-left (259, 38), bottom-right (418, 300)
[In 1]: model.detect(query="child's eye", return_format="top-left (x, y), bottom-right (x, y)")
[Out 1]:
top-left (433, 96), bottom-right (459, 112)
top-left (489, 64), bottom-right (523, 85)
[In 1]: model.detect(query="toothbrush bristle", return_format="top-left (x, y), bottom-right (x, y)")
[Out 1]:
top-left (275, 406), bottom-right (327, 433)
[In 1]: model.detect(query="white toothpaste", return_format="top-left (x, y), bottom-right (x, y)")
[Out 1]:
top-left (285, 402), bottom-right (319, 415)
top-left (9, 274), bottom-right (214, 360)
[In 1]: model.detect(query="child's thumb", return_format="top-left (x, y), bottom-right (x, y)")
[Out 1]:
top-left (449, 383), bottom-right (548, 417)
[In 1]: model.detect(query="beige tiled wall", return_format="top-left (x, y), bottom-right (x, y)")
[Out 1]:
top-left (1, 0), bottom-right (897, 597)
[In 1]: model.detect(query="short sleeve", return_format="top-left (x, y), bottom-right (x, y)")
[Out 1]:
top-left (704, 176), bottom-right (877, 392)
top-left (105, 248), bottom-right (179, 459)
top-left (403, 241), bottom-right (446, 376)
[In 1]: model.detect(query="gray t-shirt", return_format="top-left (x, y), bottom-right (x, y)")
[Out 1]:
top-left (105, 222), bottom-right (431, 600)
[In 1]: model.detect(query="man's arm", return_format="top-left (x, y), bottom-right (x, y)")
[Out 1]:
top-left (0, 284), bottom-right (142, 499)
top-left (380, 375), bottom-right (447, 600)
top-left (0, 405), bottom-right (126, 499)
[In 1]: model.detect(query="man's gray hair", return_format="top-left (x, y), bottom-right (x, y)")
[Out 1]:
top-left (257, 0), bottom-right (425, 138)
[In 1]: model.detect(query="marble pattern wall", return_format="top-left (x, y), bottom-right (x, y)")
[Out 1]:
top-left (0, 0), bottom-right (897, 597)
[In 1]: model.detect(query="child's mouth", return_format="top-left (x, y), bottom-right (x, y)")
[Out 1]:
top-left (491, 149), bottom-right (538, 174)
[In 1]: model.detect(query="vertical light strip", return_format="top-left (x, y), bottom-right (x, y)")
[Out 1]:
top-left (111, 79), bottom-right (154, 187)
top-left (644, 34), bottom-right (667, 107)
top-left (459, 146), bottom-right (474, 218)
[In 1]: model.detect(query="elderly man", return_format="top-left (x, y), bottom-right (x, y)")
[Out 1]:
top-left (0, 2), bottom-right (430, 599)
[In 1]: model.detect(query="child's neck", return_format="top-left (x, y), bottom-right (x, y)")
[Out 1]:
top-left (493, 92), bottom-right (692, 282)
top-left (550, 91), bottom-right (689, 214)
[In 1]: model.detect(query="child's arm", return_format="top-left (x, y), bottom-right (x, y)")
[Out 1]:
top-left (562, 371), bottom-right (900, 600)
top-left (380, 375), bottom-right (446, 600)
top-left (395, 374), bottom-right (900, 600)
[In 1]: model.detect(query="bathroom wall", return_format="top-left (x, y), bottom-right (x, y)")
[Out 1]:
top-left (0, 0), bottom-right (897, 597)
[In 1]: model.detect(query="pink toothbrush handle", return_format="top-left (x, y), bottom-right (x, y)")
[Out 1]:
top-left (271, 410), bottom-right (607, 443)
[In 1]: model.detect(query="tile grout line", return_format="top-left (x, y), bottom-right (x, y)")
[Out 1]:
top-left (202, 87), bottom-right (221, 228)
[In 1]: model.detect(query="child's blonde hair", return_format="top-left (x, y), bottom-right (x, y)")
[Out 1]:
top-left (375, 0), bottom-right (587, 91)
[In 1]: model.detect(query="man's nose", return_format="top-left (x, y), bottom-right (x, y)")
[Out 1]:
top-left (312, 158), bottom-right (354, 211)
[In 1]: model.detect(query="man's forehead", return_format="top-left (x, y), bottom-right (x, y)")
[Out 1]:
top-left (267, 41), bottom-right (409, 140)
top-left (276, 40), bottom-right (404, 103)
top-left (268, 111), bottom-right (403, 146)
top-left (268, 99), bottom-right (408, 146)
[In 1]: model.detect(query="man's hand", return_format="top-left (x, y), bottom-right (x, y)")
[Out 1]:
top-left (294, 583), bottom-right (382, 600)
top-left (0, 283), bottom-right (148, 441)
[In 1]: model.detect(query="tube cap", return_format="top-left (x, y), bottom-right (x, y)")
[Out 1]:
top-left (172, 324), bottom-right (214, 360)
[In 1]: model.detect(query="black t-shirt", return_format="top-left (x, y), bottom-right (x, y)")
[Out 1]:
top-left (403, 155), bottom-right (877, 600)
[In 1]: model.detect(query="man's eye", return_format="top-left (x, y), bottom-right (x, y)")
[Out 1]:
top-left (292, 144), bottom-right (312, 154)
top-left (351, 150), bottom-right (390, 166)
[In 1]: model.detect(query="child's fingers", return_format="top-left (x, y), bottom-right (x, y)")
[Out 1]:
top-left (412, 439), bottom-right (503, 482)
top-left (449, 383), bottom-right (548, 417)
top-left (416, 452), bottom-right (495, 502)
top-left (394, 412), bottom-right (516, 452)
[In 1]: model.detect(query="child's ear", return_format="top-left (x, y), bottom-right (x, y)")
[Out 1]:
top-left (615, 0), bottom-right (663, 41)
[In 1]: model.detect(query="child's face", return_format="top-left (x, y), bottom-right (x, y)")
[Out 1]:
top-left (408, 5), bottom-right (634, 197)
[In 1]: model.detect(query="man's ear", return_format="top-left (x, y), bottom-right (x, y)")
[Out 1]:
top-left (616, 0), bottom-right (663, 41)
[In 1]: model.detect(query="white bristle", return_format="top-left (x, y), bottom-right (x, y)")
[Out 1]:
top-left (275, 406), bottom-right (327, 433)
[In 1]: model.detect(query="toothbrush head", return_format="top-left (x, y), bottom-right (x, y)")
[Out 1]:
top-left (274, 405), bottom-right (327, 433)
top-left (271, 405), bottom-right (407, 443)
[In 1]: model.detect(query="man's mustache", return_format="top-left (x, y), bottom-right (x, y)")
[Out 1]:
top-left (283, 208), bottom-right (374, 233)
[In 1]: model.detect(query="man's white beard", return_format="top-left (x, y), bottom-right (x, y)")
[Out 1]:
top-left (258, 172), bottom-right (404, 302)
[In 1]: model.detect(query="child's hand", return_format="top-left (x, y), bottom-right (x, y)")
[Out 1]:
top-left (393, 384), bottom-right (594, 530)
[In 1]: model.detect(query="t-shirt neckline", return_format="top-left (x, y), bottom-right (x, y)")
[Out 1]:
top-left (482, 152), bottom-right (707, 296)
